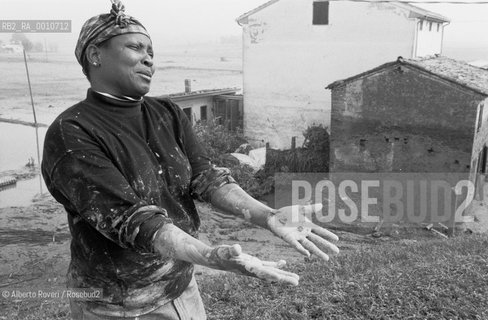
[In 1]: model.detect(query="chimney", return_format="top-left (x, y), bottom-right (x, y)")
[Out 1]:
top-left (184, 79), bottom-right (191, 93)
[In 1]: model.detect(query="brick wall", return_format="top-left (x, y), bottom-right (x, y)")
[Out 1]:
top-left (330, 65), bottom-right (486, 173)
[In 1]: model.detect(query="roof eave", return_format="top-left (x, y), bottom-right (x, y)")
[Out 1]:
top-left (409, 12), bottom-right (450, 24)
top-left (236, 0), bottom-right (280, 25)
top-left (394, 2), bottom-right (450, 23)
top-left (326, 60), bottom-right (401, 90)
top-left (165, 88), bottom-right (240, 102)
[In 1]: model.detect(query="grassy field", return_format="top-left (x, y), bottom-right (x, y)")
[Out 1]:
top-left (200, 234), bottom-right (488, 320)
top-left (2, 233), bottom-right (487, 319)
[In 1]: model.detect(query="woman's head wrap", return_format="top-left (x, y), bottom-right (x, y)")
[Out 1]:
top-left (75, 0), bottom-right (150, 68)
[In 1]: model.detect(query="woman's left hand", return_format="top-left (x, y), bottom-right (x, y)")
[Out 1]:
top-left (267, 204), bottom-right (340, 261)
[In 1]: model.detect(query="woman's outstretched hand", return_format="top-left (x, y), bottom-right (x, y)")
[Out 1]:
top-left (207, 244), bottom-right (299, 286)
top-left (154, 224), bottom-right (299, 285)
top-left (267, 203), bottom-right (340, 261)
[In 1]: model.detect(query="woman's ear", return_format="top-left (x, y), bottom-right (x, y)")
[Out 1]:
top-left (85, 44), bottom-right (101, 67)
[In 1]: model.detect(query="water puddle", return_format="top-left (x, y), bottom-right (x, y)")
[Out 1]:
top-left (0, 122), bottom-right (46, 170)
top-left (0, 175), bottom-right (46, 208)
top-left (0, 122), bottom-right (47, 207)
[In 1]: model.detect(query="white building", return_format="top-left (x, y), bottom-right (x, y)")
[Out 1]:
top-left (160, 84), bottom-right (243, 131)
top-left (237, 0), bottom-right (449, 149)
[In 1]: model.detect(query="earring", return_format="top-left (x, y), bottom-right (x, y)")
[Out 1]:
top-left (92, 62), bottom-right (99, 67)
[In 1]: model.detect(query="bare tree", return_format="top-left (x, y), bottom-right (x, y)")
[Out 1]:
top-left (11, 33), bottom-right (33, 51)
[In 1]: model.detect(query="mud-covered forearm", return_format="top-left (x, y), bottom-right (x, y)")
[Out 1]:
top-left (153, 224), bottom-right (214, 267)
top-left (209, 183), bottom-right (274, 229)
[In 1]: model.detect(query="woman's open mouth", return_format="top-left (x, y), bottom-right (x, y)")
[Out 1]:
top-left (137, 71), bottom-right (152, 81)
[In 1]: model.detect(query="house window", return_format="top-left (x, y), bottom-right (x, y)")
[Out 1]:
top-left (313, 1), bottom-right (329, 25)
top-left (419, 21), bottom-right (423, 31)
top-left (477, 103), bottom-right (484, 133)
top-left (183, 107), bottom-right (192, 123)
top-left (437, 23), bottom-right (440, 32)
top-left (200, 105), bottom-right (207, 122)
top-left (429, 22), bottom-right (433, 31)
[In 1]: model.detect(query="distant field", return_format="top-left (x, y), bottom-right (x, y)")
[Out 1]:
top-left (0, 43), bottom-right (243, 125)
top-left (443, 46), bottom-right (488, 62)
top-left (1, 41), bottom-right (486, 126)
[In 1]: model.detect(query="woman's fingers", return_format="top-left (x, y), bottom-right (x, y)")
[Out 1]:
top-left (261, 259), bottom-right (286, 268)
top-left (311, 225), bottom-right (339, 242)
top-left (247, 264), bottom-right (299, 286)
top-left (275, 272), bottom-right (299, 286)
top-left (284, 236), bottom-right (310, 257)
top-left (232, 254), bottom-right (299, 285)
top-left (300, 238), bottom-right (330, 262)
top-left (307, 233), bottom-right (340, 255)
top-left (272, 268), bottom-right (300, 281)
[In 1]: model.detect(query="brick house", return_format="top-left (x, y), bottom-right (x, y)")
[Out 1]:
top-left (326, 56), bottom-right (488, 175)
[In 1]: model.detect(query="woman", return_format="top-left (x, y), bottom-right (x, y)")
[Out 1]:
top-left (41, 1), bottom-right (339, 319)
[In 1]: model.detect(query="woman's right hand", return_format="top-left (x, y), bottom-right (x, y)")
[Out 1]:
top-left (154, 224), bottom-right (299, 285)
top-left (206, 244), bottom-right (299, 286)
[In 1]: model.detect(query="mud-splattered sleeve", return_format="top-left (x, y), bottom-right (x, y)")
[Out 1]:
top-left (189, 166), bottom-right (236, 202)
top-left (42, 120), bottom-right (172, 253)
top-left (166, 100), bottom-right (237, 202)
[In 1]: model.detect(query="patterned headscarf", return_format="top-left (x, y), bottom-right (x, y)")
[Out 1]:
top-left (75, 0), bottom-right (150, 69)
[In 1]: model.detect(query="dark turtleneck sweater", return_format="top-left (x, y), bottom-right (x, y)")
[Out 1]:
top-left (41, 89), bottom-right (234, 317)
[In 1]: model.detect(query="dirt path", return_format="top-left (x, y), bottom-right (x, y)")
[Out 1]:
top-left (0, 194), bottom-right (312, 284)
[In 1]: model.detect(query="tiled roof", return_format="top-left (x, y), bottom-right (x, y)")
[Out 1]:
top-left (327, 56), bottom-right (488, 96)
top-left (236, 0), bottom-right (449, 24)
top-left (403, 56), bottom-right (488, 95)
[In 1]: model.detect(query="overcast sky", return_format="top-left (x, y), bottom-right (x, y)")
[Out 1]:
top-left (0, 0), bottom-right (487, 49)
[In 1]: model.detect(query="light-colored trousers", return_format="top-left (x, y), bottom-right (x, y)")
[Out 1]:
top-left (70, 277), bottom-right (207, 320)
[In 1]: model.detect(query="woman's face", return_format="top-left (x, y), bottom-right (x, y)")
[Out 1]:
top-left (97, 33), bottom-right (155, 98)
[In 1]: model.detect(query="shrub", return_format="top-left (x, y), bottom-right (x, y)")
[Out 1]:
top-left (303, 124), bottom-right (330, 154)
top-left (193, 120), bottom-right (246, 164)
top-left (193, 122), bottom-right (329, 198)
top-left (193, 120), bottom-right (272, 198)
top-left (265, 124), bottom-right (330, 174)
